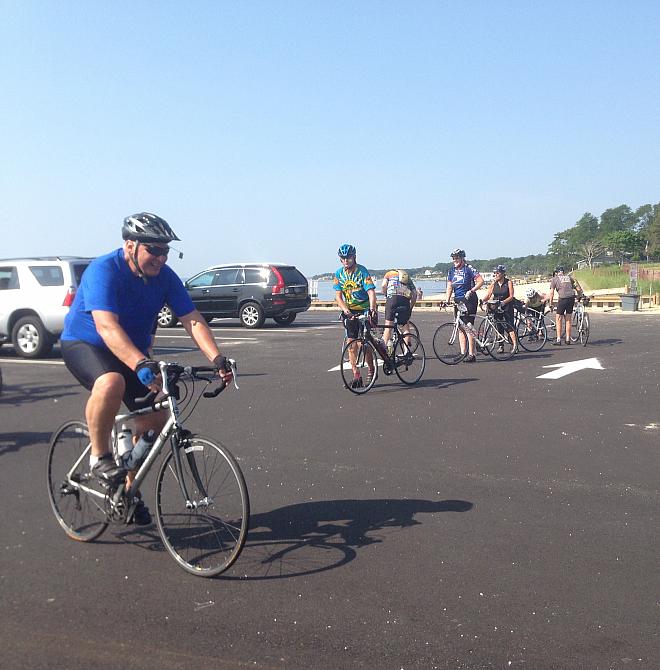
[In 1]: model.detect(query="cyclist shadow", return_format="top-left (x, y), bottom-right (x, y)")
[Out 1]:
top-left (582, 338), bottom-right (623, 347)
top-left (0, 382), bottom-right (78, 406)
top-left (230, 497), bottom-right (474, 581)
top-left (372, 377), bottom-right (478, 392)
top-left (0, 431), bottom-right (53, 457)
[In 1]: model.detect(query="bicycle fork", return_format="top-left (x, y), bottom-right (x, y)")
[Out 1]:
top-left (170, 431), bottom-right (213, 510)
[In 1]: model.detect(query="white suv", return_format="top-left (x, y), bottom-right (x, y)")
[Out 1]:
top-left (0, 256), bottom-right (92, 358)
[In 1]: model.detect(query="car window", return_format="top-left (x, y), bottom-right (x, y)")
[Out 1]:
top-left (213, 269), bottom-right (241, 286)
top-left (187, 271), bottom-right (216, 288)
top-left (72, 263), bottom-right (90, 285)
top-left (276, 267), bottom-right (307, 285)
top-left (0, 266), bottom-right (19, 290)
top-left (30, 265), bottom-right (64, 286)
top-left (244, 268), bottom-right (268, 284)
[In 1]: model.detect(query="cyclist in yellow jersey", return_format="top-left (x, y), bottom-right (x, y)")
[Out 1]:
top-left (334, 244), bottom-right (378, 388)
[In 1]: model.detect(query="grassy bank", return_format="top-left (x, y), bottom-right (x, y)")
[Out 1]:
top-left (573, 263), bottom-right (660, 294)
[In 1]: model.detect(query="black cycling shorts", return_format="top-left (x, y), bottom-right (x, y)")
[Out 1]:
top-left (556, 297), bottom-right (575, 315)
top-left (342, 311), bottom-right (365, 340)
top-left (456, 293), bottom-right (478, 325)
top-left (385, 295), bottom-right (411, 324)
top-left (61, 340), bottom-right (152, 411)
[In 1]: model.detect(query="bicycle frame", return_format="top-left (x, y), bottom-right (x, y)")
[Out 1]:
top-left (63, 361), bottom-right (230, 516)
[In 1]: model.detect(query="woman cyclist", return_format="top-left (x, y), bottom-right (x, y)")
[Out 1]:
top-left (481, 265), bottom-right (518, 352)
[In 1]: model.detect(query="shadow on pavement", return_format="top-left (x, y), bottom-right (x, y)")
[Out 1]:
top-left (0, 431), bottom-right (54, 457)
top-left (228, 497), bottom-right (474, 580)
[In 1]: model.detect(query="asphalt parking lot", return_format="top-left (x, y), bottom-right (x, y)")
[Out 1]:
top-left (0, 311), bottom-right (658, 669)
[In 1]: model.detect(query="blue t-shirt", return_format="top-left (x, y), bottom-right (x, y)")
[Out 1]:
top-left (447, 263), bottom-right (481, 299)
top-left (333, 264), bottom-right (375, 312)
top-left (61, 248), bottom-right (195, 353)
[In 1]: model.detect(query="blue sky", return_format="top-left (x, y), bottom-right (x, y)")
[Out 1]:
top-left (2, 1), bottom-right (659, 277)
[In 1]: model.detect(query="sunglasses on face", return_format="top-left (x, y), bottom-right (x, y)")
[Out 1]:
top-left (339, 255), bottom-right (355, 261)
top-left (143, 244), bottom-right (170, 257)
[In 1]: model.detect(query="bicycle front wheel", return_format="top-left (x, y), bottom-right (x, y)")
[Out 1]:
top-left (46, 420), bottom-right (108, 542)
top-left (394, 333), bottom-right (426, 385)
top-left (433, 322), bottom-right (467, 364)
top-left (156, 436), bottom-right (250, 577)
top-left (393, 321), bottom-right (420, 353)
top-left (340, 339), bottom-right (378, 394)
top-left (516, 314), bottom-right (547, 352)
top-left (578, 313), bottom-right (590, 345)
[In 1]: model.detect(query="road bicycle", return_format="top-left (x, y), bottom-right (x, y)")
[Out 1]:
top-left (569, 294), bottom-right (591, 345)
top-left (514, 306), bottom-right (549, 352)
top-left (341, 314), bottom-right (419, 354)
top-left (432, 299), bottom-right (517, 364)
top-left (340, 311), bottom-right (426, 394)
top-left (46, 360), bottom-right (249, 578)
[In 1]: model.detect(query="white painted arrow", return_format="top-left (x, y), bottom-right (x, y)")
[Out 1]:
top-left (537, 357), bottom-right (604, 380)
top-left (328, 359), bottom-right (385, 372)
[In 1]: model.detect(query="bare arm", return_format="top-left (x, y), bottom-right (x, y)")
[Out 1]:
top-left (92, 310), bottom-right (149, 372)
top-left (473, 275), bottom-right (484, 292)
top-left (368, 288), bottom-right (377, 312)
top-left (178, 309), bottom-right (223, 362)
top-left (445, 281), bottom-right (453, 303)
top-left (335, 290), bottom-right (351, 315)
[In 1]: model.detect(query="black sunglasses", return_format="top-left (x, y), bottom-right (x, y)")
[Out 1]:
top-left (143, 244), bottom-right (170, 257)
top-left (339, 255), bottom-right (355, 260)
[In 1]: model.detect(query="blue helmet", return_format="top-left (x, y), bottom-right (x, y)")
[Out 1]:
top-left (451, 248), bottom-right (466, 258)
top-left (493, 264), bottom-right (506, 274)
top-left (338, 244), bottom-right (356, 258)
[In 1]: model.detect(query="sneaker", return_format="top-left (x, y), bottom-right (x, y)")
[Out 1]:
top-left (130, 499), bottom-right (152, 526)
top-left (350, 375), bottom-right (363, 389)
top-left (552, 340), bottom-right (562, 346)
top-left (463, 354), bottom-right (476, 363)
top-left (92, 454), bottom-right (126, 488)
top-left (565, 340), bottom-right (574, 345)
top-left (497, 344), bottom-right (505, 354)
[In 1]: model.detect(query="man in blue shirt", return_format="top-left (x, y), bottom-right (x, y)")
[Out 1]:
top-left (61, 212), bottom-right (233, 524)
top-left (445, 248), bottom-right (484, 363)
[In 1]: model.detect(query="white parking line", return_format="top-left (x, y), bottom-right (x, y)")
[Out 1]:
top-left (155, 335), bottom-right (257, 341)
top-left (0, 358), bottom-right (64, 365)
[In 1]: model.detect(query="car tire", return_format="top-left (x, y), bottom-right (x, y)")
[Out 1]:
top-left (11, 316), bottom-right (54, 358)
top-left (157, 305), bottom-right (178, 328)
top-left (273, 313), bottom-right (297, 326)
top-left (239, 302), bottom-right (265, 328)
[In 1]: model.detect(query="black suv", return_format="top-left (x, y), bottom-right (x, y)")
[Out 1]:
top-left (158, 263), bottom-right (311, 329)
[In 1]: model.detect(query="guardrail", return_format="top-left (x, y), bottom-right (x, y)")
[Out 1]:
top-left (309, 294), bottom-right (660, 311)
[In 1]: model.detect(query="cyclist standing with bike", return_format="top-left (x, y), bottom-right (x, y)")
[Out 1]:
top-left (60, 212), bottom-right (233, 524)
top-left (445, 249), bottom-right (484, 363)
top-left (381, 269), bottom-right (417, 355)
top-left (480, 265), bottom-right (518, 352)
top-left (334, 244), bottom-right (378, 389)
top-left (547, 266), bottom-right (583, 345)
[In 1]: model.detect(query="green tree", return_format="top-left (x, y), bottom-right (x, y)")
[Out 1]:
top-left (601, 230), bottom-right (644, 262)
top-left (599, 205), bottom-right (635, 235)
top-left (646, 207), bottom-right (660, 258)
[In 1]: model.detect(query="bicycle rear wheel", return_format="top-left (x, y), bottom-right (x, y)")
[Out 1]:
top-left (432, 322), bottom-right (467, 364)
top-left (392, 320), bottom-right (420, 353)
top-left (46, 420), bottom-right (108, 541)
top-left (340, 339), bottom-right (378, 394)
top-left (516, 313), bottom-right (547, 352)
top-left (394, 333), bottom-right (426, 385)
top-left (484, 321), bottom-right (517, 361)
top-left (156, 436), bottom-right (250, 577)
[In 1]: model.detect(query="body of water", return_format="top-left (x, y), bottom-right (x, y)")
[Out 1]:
top-left (311, 278), bottom-right (447, 301)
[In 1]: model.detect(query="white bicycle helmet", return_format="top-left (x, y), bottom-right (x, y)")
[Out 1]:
top-left (525, 288), bottom-right (536, 298)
